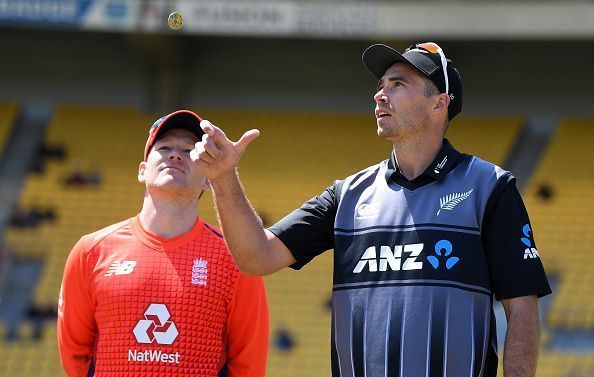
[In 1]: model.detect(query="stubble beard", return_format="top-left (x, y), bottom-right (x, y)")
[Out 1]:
top-left (378, 112), bottom-right (431, 146)
top-left (377, 117), bottom-right (416, 144)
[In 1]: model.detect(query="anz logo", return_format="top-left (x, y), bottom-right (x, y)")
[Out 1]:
top-left (521, 224), bottom-right (540, 259)
top-left (427, 240), bottom-right (459, 270)
top-left (353, 240), bottom-right (461, 273)
top-left (353, 243), bottom-right (424, 273)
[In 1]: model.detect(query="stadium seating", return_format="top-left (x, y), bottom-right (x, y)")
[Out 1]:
top-left (2, 105), bottom-right (153, 376)
top-left (0, 323), bottom-right (63, 376)
top-left (0, 102), bottom-right (19, 155)
top-left (537, 352), bottom-right (594, 377)
top-left (5, 105), bottom-right (151, 306)
top-left (3, 106), bottom-right (526, 376)
top-left (446, 116), bottom-right (523, 166)
top-left (524, 118), bottom-right (594, 330)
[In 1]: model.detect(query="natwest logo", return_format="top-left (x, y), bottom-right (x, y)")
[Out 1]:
top-left (133, 303), bottom-right (178, 345)
top-left (128, 349), bottom-right (180, 364)
top-left (353, 243), bottom-right (424, 273)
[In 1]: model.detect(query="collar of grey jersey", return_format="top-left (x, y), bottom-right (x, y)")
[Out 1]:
top-left (385, 139), bottom-right (461, 185)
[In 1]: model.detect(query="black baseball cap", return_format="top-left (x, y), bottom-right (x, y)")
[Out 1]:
top-left (362, 42), bottom-right (463, 120)
top-left (144, 110), bottom-right (204, 161)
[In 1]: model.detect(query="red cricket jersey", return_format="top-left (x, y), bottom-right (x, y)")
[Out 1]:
top-left (57, 216), bottom-right (269, 376)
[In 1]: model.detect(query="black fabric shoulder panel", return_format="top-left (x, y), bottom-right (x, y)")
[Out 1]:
top-left (481, 172), bottom-right (515, 230)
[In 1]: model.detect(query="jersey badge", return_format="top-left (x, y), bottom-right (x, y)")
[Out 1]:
top-left (191, 258), bottom-right (208, 286)
top-left (437, 189), bottom-right (473, 216)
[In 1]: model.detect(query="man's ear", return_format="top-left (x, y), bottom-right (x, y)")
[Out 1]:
top-left (138, 161), bottom-right (146, 184)
top-left (434, 93), bottom-right (451, 114)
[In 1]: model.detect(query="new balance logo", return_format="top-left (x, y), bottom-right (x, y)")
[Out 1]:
top-left (353, 243), bottom-right (424, 273)
top-left (437, 189), bottom-right (473, 216)
top-left (105, 260), bottom-right (137, 276)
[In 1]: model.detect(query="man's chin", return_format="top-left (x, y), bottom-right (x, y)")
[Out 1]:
top-left (152, 176), bottom-right (179, 187)
top-left (377, 125), bottom-right (396, 140)
top-left (149, 180), bottom-right (201, 198)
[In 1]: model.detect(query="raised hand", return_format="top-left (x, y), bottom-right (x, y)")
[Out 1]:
top-left (190, 120), bottom-right (260, 182)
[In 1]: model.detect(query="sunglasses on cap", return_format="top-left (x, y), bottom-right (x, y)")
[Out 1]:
top-left (406, 42), bottom-right (449, 95)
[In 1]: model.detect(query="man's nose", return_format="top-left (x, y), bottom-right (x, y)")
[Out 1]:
top-left (374, 89), bottom-right (388, 104)
top-left (168, 151), bottom-right (182, 161)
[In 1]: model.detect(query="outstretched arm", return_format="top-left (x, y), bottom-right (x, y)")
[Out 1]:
top-left (192, 121), bottom-right (296, 275)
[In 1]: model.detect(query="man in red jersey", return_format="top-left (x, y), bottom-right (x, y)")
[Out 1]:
top-left (57, 110), bottom-right (269, 377)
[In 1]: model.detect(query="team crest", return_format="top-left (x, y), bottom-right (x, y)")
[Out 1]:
top-left (191, 258), bottom-right (208, 286)
top-left (437, 189), bottom-right (473, 216)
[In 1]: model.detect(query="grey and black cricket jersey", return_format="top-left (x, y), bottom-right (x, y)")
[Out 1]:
top-left (269, 139), bottom-right (551, 377)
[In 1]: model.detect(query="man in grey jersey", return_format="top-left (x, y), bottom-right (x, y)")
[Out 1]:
top-left (191, 42), bottom-right (551, 377)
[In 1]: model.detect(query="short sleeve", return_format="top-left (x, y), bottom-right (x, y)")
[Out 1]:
top-left (57, 237), bottom-right (97, 376)
top-left (267, 181), bottom-right (340, 269)
top-left (482, 173), bottom-right (552, 301)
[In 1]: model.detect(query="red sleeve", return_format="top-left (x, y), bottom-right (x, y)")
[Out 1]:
top-left (57, 237), bottom-right (97, 377)
top-left (225, 273), bottom-right (269, 377)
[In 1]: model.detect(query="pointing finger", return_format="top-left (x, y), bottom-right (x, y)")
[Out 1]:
top-left (200, 120), bottom-right (214, 136)
top-left (200, 120), bottom-right (227, 144)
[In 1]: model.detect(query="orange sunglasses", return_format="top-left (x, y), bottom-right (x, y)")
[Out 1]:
top-left (406, 42), bottom-right (449, 95)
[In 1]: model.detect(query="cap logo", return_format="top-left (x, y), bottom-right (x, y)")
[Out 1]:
top-left (150, 116), bottom-right (166, 133)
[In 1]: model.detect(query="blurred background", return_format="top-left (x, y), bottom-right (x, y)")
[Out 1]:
top-left (0, 0), bottom-right (593, 376)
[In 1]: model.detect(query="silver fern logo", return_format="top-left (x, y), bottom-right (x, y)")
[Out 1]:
top-left (437, 189), bottom-right (474, 216)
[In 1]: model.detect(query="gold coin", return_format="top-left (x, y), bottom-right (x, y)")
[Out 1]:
top-left (168, 12), bottom-right (183, 30)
